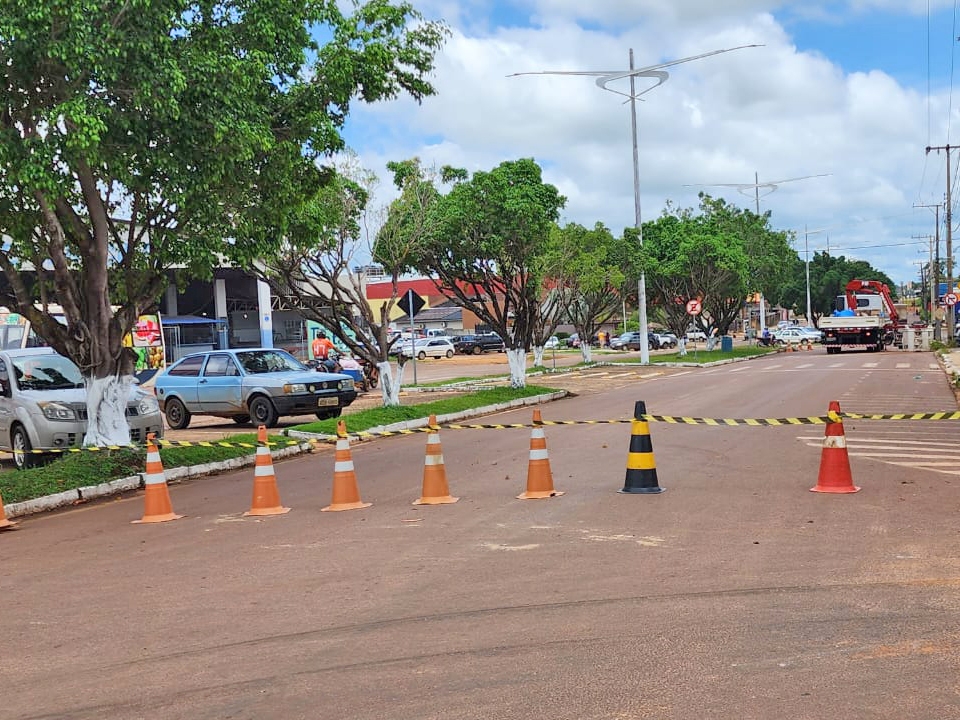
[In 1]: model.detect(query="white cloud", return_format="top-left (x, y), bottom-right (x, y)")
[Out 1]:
top-left (346, 2), bottom-right (959, 283)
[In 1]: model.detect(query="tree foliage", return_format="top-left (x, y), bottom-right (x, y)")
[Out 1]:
top-left (638, 195), bottom-right (794, 336)
top-left (403, 158), bottom-right (565, 386)
top-left (772, 252), bottom-right (897, 325)
top-left (540, 222), bottom-right (631, 362)
top-left (0, 0), bottom-right (447, 439)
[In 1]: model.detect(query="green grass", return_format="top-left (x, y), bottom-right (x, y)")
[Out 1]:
top-left (0, 385), bottom-right (561, 505)
top-left (292, 384), bottom-right (561, 435)
top-left (605, 345), bottom-right (778, 363)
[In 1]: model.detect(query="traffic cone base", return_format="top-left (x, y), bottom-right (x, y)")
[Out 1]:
top-left (811, 402), bottom-right (860, 493)
top-left (414, 421), bottom-right (459, 505)
top-left (134, 435), bottom-right (183, 524)
top-left (518, 410), bottom-right (562, 500)
top-left (322, 424), bottom-right (371, 512)
top-left (245, 426), bottom-right (290, 516)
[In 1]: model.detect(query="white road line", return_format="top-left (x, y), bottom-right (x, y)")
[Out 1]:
top-left (795, 363), bottom-right (814, 368)
top-left (829, 363), bottom-right (844, 368)
top-left (895, 363), bottom-right (911, 368)
top-left (863, 362), bottom-right (879, 368)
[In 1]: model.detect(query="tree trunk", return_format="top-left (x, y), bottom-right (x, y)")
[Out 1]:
top-left (580, 345), bottom-right (593, 363)
top-left (83, 374), bottom-right (134, 447)
top-left (532, 345), bottom-right (544, 367)
top-left (378, 360), bottom-right (403, 406)
top-left (506, 348), bottom-right (526, 388)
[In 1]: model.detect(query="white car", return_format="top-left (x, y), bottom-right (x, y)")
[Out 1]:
top-left (399, 337), bottom-right (456, 359)
top-left (773, 327), bottom-right (820, 344)
top-left (543, 336), bottom-right (560, 349)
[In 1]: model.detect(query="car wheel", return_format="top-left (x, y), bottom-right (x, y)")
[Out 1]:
top-left (472, 345), bottom-right (482, 355)
top-left (232, 415), bottom-right (251, 425)
top-left (164, 397), bottom-right (191, 430)
top-left (315, 408), bottom-right (342, 420)
top-left (248, 396), bottom-right (279, 428)
top-left (11, 424), bottom-right (40, 471)
top-left (417, 351), bottom-right (426, 360)
top-left (445, 349), bottom-right (454, 358)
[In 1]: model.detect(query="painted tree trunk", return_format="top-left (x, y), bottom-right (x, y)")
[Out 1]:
top-left (532, 345), bottom-right (545, 367)
top-left (580, 345), bottom-right (593, 363)
top-left (378, 360), bottom-right (403, 406)
top-left (83, 375), bottom-right (134, 447)
top-left (506, 348), bottom-right (526, 388)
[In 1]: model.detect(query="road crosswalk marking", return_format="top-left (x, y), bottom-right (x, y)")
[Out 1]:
top-left (798, 429), bottom-right (960, 477)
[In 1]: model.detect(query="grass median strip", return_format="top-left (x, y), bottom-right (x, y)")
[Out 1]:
top-left (0, 385), bottom-right (561, 505)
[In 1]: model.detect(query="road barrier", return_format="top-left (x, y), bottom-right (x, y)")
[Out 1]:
top-left (0, 489), bottom-right (17, 530)
top-left (811, 401), bottom-right (859, 494)
top-left (321, 420), bottom-right (371, 512)
top-left (244, 425), bottom-right (290, 517)
top-left (132, 433), bottom-right (183, 524)
top-left (413, 415), bottom-right (458, 506)
top-left (517, 409), bottom-right (563, 500)
top-left (620, 400), bottom-right (664, 494)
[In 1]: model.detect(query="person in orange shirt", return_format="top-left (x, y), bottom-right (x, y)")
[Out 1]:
top-left (312, 330), bottom-right (335, 361)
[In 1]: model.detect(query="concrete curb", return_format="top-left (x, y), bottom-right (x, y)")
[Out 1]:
top-left (3, 393), bottom-right (567, 519)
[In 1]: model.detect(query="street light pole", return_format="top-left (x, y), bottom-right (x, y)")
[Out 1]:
top-left (510, 43), bottom-right (761, 364)
top-left (627, 49), bottom-right (650, 363)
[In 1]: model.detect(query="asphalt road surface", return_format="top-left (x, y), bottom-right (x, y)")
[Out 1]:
top-left (3, 349), bottom-right (960, 719)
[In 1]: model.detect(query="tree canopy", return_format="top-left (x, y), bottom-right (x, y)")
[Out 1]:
top-left (0, 0), bottom-right (447, 440)
top-left (638, 195), bottom-right (794, 336)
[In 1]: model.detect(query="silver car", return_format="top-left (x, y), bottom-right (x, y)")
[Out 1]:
top-left (0, 348), bottom-right (164, 470)
top-left (153, 348), bottom-right (357, 429)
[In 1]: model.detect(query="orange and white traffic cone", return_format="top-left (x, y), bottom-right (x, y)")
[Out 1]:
top-left (414, 415), bottom-right (458, 505)
top-left (0, 489), bottom-right (17, 531)
top-left (132, 434), bottom-right (183, 523)
top-left (811, 401), bottom-right (860, 493)
top-left (517, 409), bottom-right (564, 500)
top-left (322, 421), bottom-right (371, 512)
top-left (244, 425), bottom-right (290, 516)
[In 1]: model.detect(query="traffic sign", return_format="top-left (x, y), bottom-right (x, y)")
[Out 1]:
top-left (397, 289), bottom-right (426, 317)
top-left (686, 298), bottom-right (702, 315)
top-left (945, 293), bottom-right (958, 307)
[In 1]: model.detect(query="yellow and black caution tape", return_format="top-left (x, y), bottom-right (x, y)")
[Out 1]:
top-left (840, 411), bottom-right (960, 421)
top-left (641, 414), bottom-right (830, 426)
top-left (13, 409), bottom-right (960, 455)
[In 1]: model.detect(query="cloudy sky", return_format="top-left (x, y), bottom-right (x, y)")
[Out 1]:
top-left (341, 0), bottom-right (960, 286)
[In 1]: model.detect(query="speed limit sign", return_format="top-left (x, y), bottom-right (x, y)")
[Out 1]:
top-left (686, 298), bottom-right (702, 315)
top-left (946, 292), bottom-right (958, 306)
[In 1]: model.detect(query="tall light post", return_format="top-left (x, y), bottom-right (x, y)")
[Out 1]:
top-left (801, 226), bottom-right (828, 324)
top-left (511, 44), bottom-right (761, 364)
top-left (686, 173), bottom-right (828, 335)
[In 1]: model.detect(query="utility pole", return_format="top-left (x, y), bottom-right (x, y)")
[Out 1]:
top-left (925, 145), bottom-right (954, 340)
top-left (915, 201), bottom-right (942, 338)
top-left (913, 233), bottom-right (936, 332)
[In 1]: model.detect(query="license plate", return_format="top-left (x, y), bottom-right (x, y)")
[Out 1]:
top-left (317, 397), bottom-right (339, 407)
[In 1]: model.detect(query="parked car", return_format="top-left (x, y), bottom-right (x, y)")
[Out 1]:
top-left (154, 348), bottom-right (357, 429)
top-left (655, 332), bottom-right (678, 349)
top-left (400, 337), bottom-right (456, 359)
top-left (773, 327), bottom-right (819, 345)
top-left (565, 333), bottom-right (581, 348)
top-left (453, 333), bottom-right (505, 354)
top-left (0, 348), bottom-right (164, 470)
top-left (685, 328), bottom-right (708, 342)
top-left (543, 335), bottom-right (561, 350)
top-left (609, 332), bottom-right (632, 350)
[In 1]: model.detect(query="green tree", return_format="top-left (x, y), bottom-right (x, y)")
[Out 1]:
top-left (407, 158), bottom-right (565, 387)
top-left (775, 253), bottom-right (896, 325)
top-left (638, 195), bottom-right (794, 337)
top-left (541, 222), bottom-right (629, 363)
top-left (0, 0), bottom-right (447, 443)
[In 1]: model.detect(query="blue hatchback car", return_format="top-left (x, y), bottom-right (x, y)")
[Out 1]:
top-left (154, 348), bottom-right (357, 429)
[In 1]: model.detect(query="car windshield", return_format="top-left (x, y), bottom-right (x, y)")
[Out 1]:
top-left (235, 350), bottom-right (306, 374)
top-left (12, 354), bottom-right (85, 390)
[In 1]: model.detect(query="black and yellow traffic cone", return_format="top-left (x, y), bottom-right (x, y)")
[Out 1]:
top-left (620, 401), bottom-right (664, 494)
